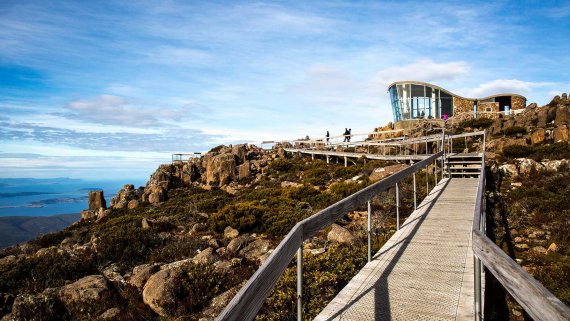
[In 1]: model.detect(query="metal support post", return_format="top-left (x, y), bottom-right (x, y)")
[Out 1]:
top-left (367, 200), bottom-right (372, 262)
top-left (435, 160), bottom-right (438, 185)
top-left (413, 172), bottom-right (417, 210)
top-left (297, 247), bottom-right (303, 321)
top-left (474, 255), bottom-right (482, 321)
top-left (311, 153), bottom-right (314, 161)
top-left (344, 156), bottom-right (347, 167)
top-left (426, 165), bottom-right (429, 194)
top-left (395, 183), bottom-right (400, 230)
top-left (326, 155), bottom-right (329, 164)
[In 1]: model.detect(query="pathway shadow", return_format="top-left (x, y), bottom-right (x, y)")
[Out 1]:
top-left (323, 178), bottom-right (451, 321)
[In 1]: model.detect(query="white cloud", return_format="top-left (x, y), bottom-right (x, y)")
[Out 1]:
top-left (466, 79), bottom-right (555, 97)
top-left (371, 59), bottom-right (470, 89)
top-left (63, 95), bottom-right (205, 127)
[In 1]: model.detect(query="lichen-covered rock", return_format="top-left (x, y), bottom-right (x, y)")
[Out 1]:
top-left (193, 247), bottom-right (217, 265)
top-left (128, 263), bottom-right (162, 290)
top-left (223, 226), bottom-right (239, 239)
top-left (240, 239), bottom-right (272, 262)
top-left (110, 184), bottom-right (141, 209)
top-left (3, 294), bottom-right (62, 321)
top-left (327, 224), bottom-right (356, 244)
top-left (97, 307), bottom-right (121, 320)
top-left (142, 268), bottom-right (185, 317)
top-left (53, 275), bottom-right (114, 317)
top-left (227, 235), bottom-right (255, 253)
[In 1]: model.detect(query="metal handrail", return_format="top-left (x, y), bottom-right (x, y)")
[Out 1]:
top-left (471, 132), bottom-right (570, 321)
top-left (217, 147), bottom-right (446, 321)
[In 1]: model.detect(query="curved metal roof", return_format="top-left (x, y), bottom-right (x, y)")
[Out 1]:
top-left (387, 80), bottom-right (526, 101)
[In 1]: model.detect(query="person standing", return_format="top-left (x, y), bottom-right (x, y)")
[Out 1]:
top-left (348, 128), bottom-right (352, 142)
top-left (326, 131), bottom-right (330, 143)
top-left (343, 128), bottom-right (349, 142)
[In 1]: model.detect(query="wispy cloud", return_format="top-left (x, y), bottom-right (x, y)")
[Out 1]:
top-left (58, 95), bottom-right (206, 128)
top-left (0, 120), bottom-right (221, 152)
top-left (371, 59), bottom-right (470, 89)
top-left (466, 79), bottom-right (556, 98)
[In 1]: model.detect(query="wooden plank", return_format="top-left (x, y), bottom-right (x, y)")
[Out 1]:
top-left (472, 231), bottom-right (570, 321)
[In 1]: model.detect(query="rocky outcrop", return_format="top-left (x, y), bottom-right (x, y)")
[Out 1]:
top-left (142, 268), bottom-right (185, 317)
top-left (88, 191), bottom-right (106, 211)
top-left (110, 184), bottom-right (142, 209)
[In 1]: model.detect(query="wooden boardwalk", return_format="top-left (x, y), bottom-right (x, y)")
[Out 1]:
top-left (315, 178), bottom-right (479, 321)
top-left (284, 148), bottom-right (429, 162)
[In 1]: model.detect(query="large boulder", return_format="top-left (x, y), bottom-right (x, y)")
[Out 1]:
top-left (193, 247), bottom-right (218, 265)
top-left (517, 159), bottom-right (542, 176)
top-left (88, 190), bottom-right (106, 211)
top-left (227, 235), bottom-right (255, 253)
top-left (240, 239), bottom-right (272, 262)
top-left (555, 105), bottom-right (568, 125)
top-left (205, 154), bottom-right (237, 187)
top-left (2, 294), bottom-right (62, 321)
top-left (128, 263), bottom-right (162, 290)
top-left (327, 224), bottom-right (357, 244)
top-left (553, 125), bottom-right (569, 142)
top-left (530, 128), bottom-right (546, 145)
top-left (142, 268), bottom-right (185, 317)
top-left (51, 275), bottom-right (114, 318)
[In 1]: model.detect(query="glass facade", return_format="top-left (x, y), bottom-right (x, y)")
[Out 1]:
top-left (389, 83), bottom-right (453, 122)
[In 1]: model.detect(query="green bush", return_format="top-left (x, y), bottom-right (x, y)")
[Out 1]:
top-left (258, 244), bottom-right (368, 320)
top-left (269, 159), bottom-right (295, 172)
top-left (458, 118), bottom-right (494, 129)
top-left (305, 167), bottom-right (331, 185)
top-left (96, 224), bottom-right (159, 269)
top-left (502, 126), bottom-right (527, 136)
top-left (209, 201), bottom-right (268, 233)
top-left (0, 251), bottom-right (97, 294)
top-left (502, 145), bottom-right (534, 158)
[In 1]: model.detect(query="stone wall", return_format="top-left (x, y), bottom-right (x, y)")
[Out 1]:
top-left (512, 96), bottom-right (526, 110)
top-left (477, 102), bottom-right (500, 120)
top-left (453, 97), bottom-right (474, 114)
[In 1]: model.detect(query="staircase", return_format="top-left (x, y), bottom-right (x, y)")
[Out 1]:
top-left (445, 153), bottom-right (483, 178)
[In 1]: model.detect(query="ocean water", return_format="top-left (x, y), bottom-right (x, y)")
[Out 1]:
top-left (0, 178), bottom-right (147, 217)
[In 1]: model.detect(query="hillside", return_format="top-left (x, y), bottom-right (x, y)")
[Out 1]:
top-left (0, 95), bottom-right (569, 321)
top-left (0, 214), bottom-right (81, 249)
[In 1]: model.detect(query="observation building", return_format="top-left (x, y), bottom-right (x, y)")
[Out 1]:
top-left (388, 81), bottom-right (527, 123)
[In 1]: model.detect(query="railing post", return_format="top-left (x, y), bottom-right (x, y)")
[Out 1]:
top-left (413, 172), bottom-right (417, 210)
top-left (395, 183), bottom-right (400, 230)
top-left (367, 200), bottom-right (372, 262)
top-left (426, 165), bottom-right (429, 195)
top-left (297, 246), bottom-right (303, 321)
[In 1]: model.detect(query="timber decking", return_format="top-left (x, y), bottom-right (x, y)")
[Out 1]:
top-left (315, 178), bottom-right (478, 321)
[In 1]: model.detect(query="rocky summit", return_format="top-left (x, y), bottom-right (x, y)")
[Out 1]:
top-left (0, 95), bottom-right (569, 321)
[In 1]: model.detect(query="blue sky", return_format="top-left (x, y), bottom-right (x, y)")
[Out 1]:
top-left (1, 0), bottom-right (569, 180)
